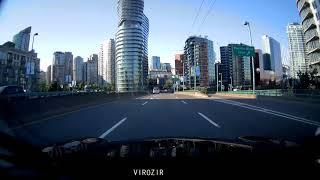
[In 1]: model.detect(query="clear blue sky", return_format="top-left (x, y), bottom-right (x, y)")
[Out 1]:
top-left (0, 0), bottom-right (300, 71)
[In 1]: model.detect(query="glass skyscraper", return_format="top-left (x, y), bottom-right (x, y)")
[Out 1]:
top-left (151, 56), bottom-right (161, 70)
top-left (262, 35), bottom-right (283, 84)
top-left (115, 0), bottom-right (149, 92)
top-left (12, 26), bottom-right (31, 52)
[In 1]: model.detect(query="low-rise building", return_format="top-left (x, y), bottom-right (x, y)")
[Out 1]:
top-left (0, 41), bottom-right (40, 91)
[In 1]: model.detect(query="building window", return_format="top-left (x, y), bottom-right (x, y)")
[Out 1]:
top-left (312, 1), bottom-right (318, 9)
top-left (316, 12), bottom-right (320, 20)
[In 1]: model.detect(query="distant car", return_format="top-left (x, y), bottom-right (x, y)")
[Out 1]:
top-left (0, 85), bottom-right (26, 101)
top-left (152, 87), bottom-right (160, 94)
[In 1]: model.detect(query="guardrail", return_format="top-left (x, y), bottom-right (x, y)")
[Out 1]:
top-left (213, 89), bottom-right (320, 98)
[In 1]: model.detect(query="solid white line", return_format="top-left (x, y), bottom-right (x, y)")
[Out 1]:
top-left (197, 112), bottom-right (221, 128)
top-left (212, 98), bottom-right (320, 127)
top-left (99, 117), bottom-right (127, 138)
top-left (142, 101), bottom-right (148, 106)
top-left (181, 100), bottom-right (188, 104)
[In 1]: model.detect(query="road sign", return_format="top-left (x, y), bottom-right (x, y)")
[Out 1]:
top-left (232, 45), bottom-right (254, 57)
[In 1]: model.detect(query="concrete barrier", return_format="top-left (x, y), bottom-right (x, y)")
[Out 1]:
top-left (175, 91), bottom-right (209, 98)
top-left (0, 92), bottom-right (147, 129)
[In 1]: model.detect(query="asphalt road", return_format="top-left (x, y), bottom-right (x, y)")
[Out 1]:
top-left (6, 93), bottom-right (320, 147)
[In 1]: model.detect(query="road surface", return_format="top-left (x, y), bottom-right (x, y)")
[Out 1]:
top-left (5, 93), bottom-right (320, 147)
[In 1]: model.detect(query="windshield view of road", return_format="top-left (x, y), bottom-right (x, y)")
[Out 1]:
top-left (1, 0), bottom-right (320, 178)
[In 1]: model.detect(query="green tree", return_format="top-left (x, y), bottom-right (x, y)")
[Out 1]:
top-left (39, 82), bottom-right (48, 92)
top-left (164, 80), bottom-right (173, 89)
top-left (297, 71), bottom-right (311, 89)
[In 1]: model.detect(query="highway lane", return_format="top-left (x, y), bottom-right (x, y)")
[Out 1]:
top-left (6, 93), bottom-right (320, 147)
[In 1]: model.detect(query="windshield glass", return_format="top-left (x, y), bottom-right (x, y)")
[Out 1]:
top-left (0, 0), bottom-right (320, 177)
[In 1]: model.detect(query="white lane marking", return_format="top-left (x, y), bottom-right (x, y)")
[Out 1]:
top-left (142, 101), bottom-right (148, 106)
top-left (181, 100), bottom-right (188, 105)
top-left (150, 97), bottom-right (153, 100)
top-left (197, 112), bottom-right (221, 128)
top-left (175, 96), bottom-right (178, 99)
top-left (99, 117), bottom-right (127, 138)
top-left (212, 98), bottom-right (320, 127)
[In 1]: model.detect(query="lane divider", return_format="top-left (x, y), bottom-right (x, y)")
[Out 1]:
top-left (99, 117), bottom-right (127, 138)
top-left (212, 98), bottom-right (320, 127)
top-left (142, 101), bottom-right (148, 106)
top-left (197, 112), bottom-right (221, 128)
top-left (181, 100), bottom-right (188, 105)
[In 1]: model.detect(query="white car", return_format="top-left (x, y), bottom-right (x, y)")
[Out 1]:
top-left (153, 87), bottom-right (160, 94)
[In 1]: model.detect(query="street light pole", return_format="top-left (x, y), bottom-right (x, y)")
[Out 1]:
top-left (31, 33), bottom-right (39, 51)
top-left (244, 21), bottom-right (255, 94)
top-left (220, 73), bottom-right (223, 91)
top-left (182, 59), bottom-right (185, 91)
top-left (216, 63), bottom-right (219, 92)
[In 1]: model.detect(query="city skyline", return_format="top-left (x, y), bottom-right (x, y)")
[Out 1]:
top-left (0, 0), bottom-right (299, 71)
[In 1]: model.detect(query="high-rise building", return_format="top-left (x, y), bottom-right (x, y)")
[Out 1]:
top-left (86, 54), bottom-right (98, 85)
top-left (99, 39), bottom-right (116, 86)
top-left (0, 41), bottom-right (40, 91)
top-left (262, 35), bottom-right (283, 84)
top-left (115, 0), bottom-right (149, 92)
top-left (73, 56), bottom-right (84, 83)
top-left (161, 63), bottom-right (172, 73)
top-left (12, 27), bottom-right (31, 52)
top-left (46, 65), bottom-right (52, 85)
top-left (151, 56), bottom-right (161, 70)
top-left (184, 36), bottom-right (216, 87)
top-left (297, 0), bottom-right (320, 76)
top-left (287, 23), bottom-right (309, 79)
top-left (220, 44), bottom-right (252, 89)
top-left (51, 52), bottom-right (65, 85)
top-left (175, 54), bottom-right (184, 76)
top-left (64, 52), bottom-right (73, 84)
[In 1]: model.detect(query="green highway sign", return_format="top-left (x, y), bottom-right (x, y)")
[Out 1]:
top-left (232, 45), bottom-right (255, 57)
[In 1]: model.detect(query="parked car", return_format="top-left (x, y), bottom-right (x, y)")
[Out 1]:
top-left (153, 87), bottom-right (160, 94)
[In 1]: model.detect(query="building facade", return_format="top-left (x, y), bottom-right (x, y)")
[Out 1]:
top-left (64, 52), bottom-right (73, 84)
top-left (51, 52), bottom-right (65, 85)
top-left (85, 54), bottom-right (98, 85)
top-left (262, 35), bottom-right (283, 84)
top-left (0, 41), bottom-right (40, 91)
top-left (220, 44), bottom-right (252, 90)
top-left (46, 65), bottom-right (51, 85)
top-left (51, 51), bottom-right (73, 86)
top-left (287, 23), bottom-right (309, 79)
top-left (151, 56), bottom-right (161, 70)
top-left (99, 39), bottom-right (116, 86)
top-left (115, 0), bottom-right (149, 92)
top-left (297, 0), bottom-right (320, 76)
top-left (184, 36), bottom-right (215, 88)
top-left (175, 54), bottom-right (184, 76)
top-left (73, 56), bottom-right (84, 83)
top-left (161, 63), bottom-right (172, 73)
top-left (13, 26), bottom-right (31, 52)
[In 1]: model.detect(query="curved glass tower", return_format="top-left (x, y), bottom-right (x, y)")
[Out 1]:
top-left (115, 0), bottom-right (149, 92)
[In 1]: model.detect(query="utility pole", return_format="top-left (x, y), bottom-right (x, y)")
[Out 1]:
top-left (244, 21), bottom-right (256, 94)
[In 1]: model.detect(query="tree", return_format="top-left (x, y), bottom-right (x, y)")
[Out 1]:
top-left (297, 71), bottom-right (311, 89)
top-left (164, 80), bottom-right (173, 89)
top-left (39, 82), bottom-right (48, 92)
top-left (48, 81), bottom-right (62, 91)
